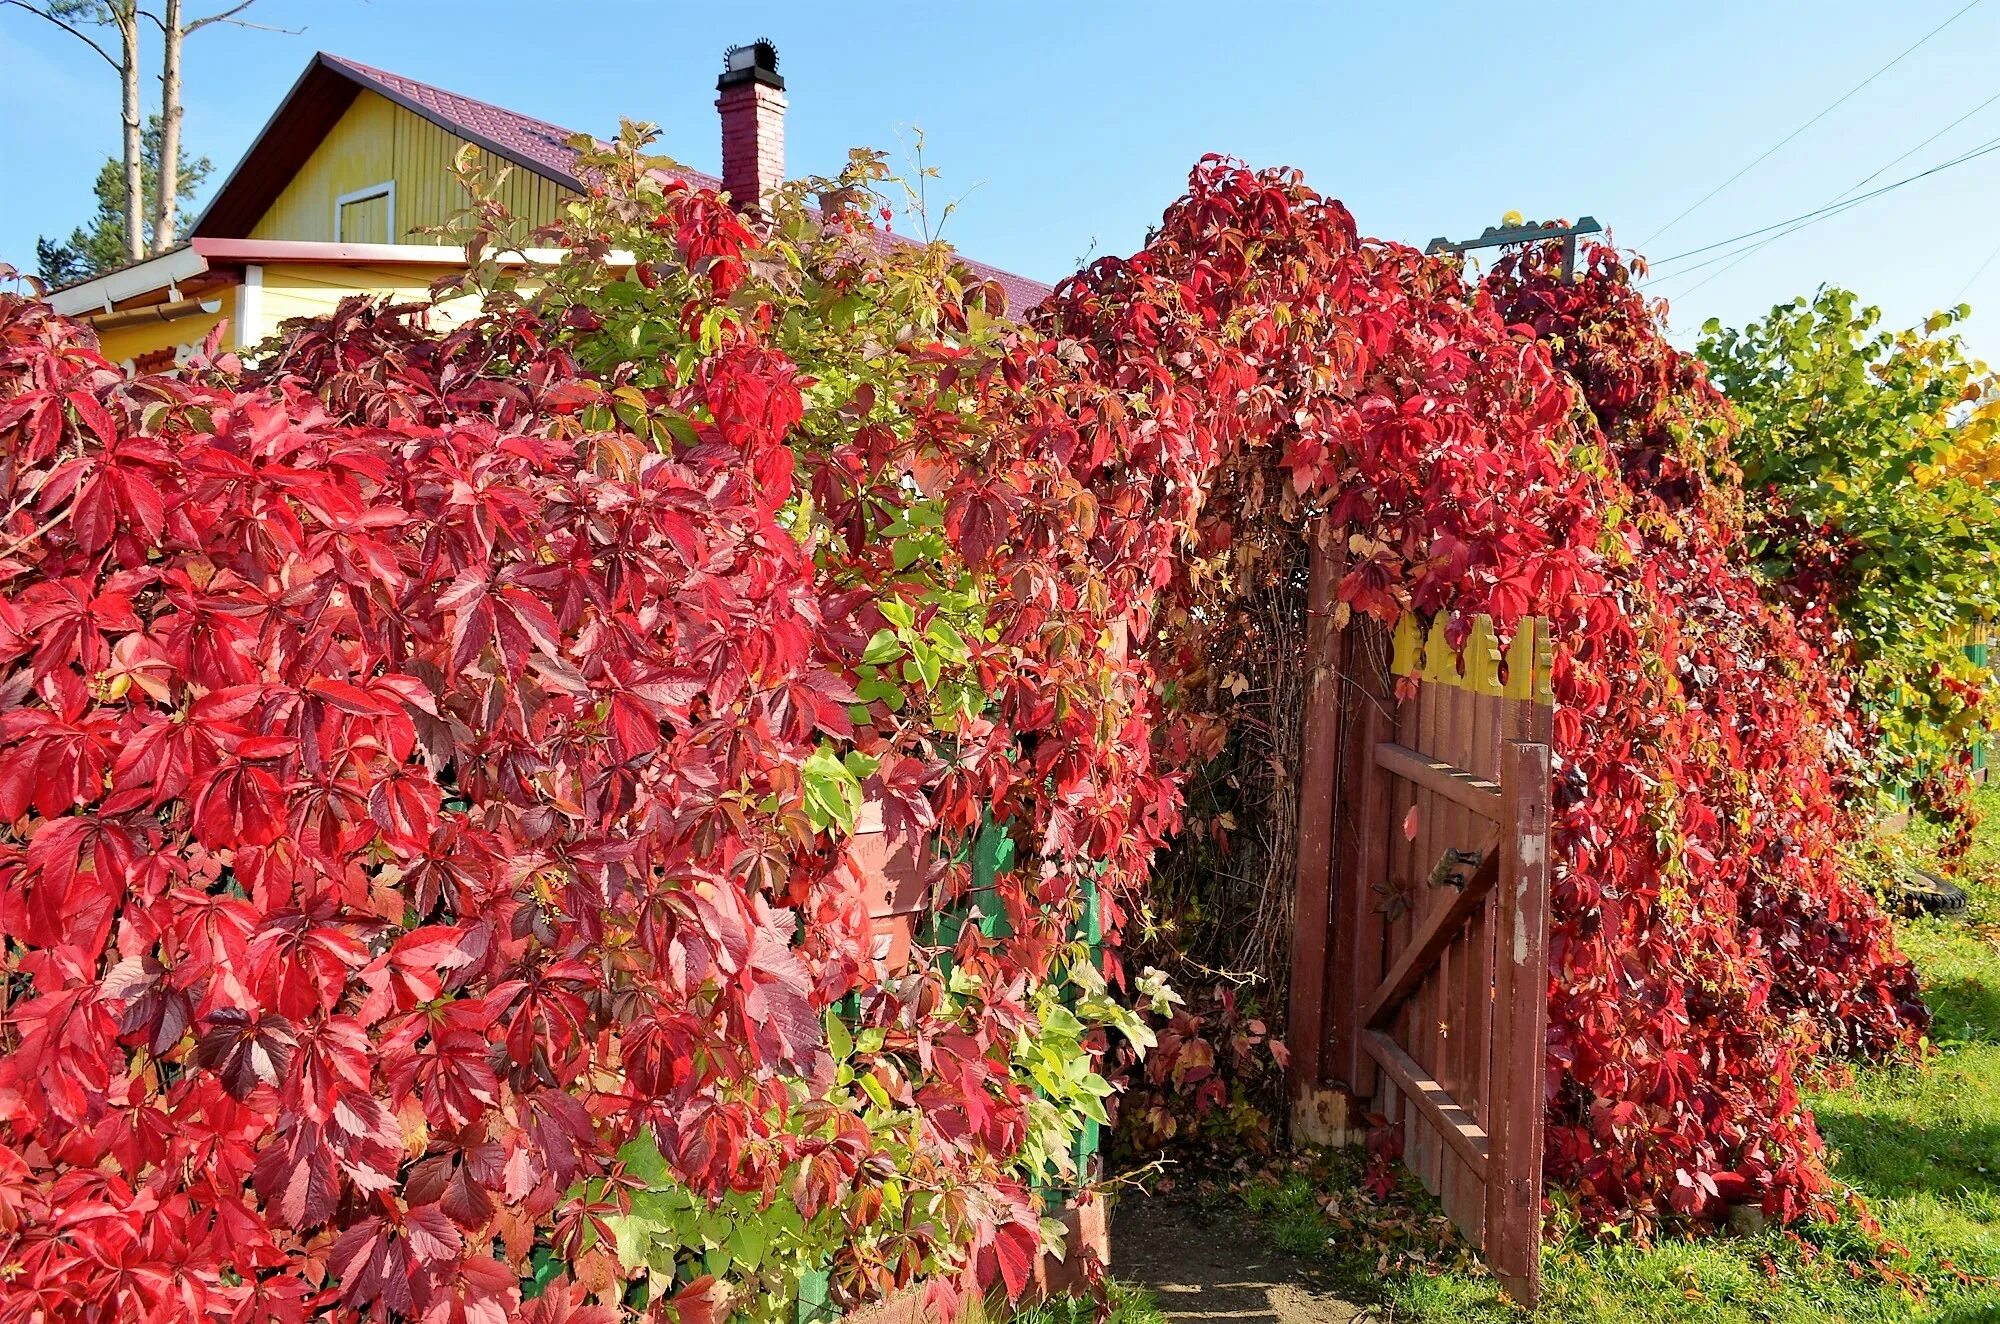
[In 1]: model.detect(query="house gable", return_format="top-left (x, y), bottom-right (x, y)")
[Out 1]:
top-left (77, 47), bottom-right (1049, 371)
top-left (245, 89), bottom-right (575, 245)
top-left (193, 52), bottom-right (624, 243)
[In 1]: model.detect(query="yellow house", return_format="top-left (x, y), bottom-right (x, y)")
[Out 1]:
top-left (49, 47), bottom-right (1047, 369)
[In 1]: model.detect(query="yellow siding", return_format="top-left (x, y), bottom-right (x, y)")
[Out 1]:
top-left (249, 263), bottom-right (495, 345)
top-left (94, 286), bottom-right (238, 369)
top-left (250, 90), bottom-right (573, 243)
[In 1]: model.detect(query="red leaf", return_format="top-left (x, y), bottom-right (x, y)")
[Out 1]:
top-left (193, 1008), bottom-right (298, 1100)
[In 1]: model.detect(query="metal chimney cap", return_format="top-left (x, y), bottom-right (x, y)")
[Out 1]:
top-left (723, 39), bottom-right (779, 75)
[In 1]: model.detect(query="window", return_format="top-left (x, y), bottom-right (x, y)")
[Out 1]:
top-left (334, 182), bottom-right (395, 243)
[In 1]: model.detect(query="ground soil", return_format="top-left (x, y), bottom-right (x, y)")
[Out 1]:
top-left (1110, 1198), bottom-right (1375, 1324)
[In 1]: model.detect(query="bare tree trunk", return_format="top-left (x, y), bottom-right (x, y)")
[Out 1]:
top-left (115, 1), bottom-right (141, 262)
top-left (152, 0), bottom-right (181, 253)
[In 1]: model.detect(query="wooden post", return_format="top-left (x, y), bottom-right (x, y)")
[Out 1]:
top-left (1288, 534), bottom-right (1348, 1141)
top-left (1340, 676), bottom-right (1394, 1099)
top-left (1484, 737), bottom-right (1549, 1306)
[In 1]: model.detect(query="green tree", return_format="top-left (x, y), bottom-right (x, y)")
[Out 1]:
top-left (1698, 288), bottom-right (2000, 817)
top-left (35, 115), bottom-right (211, 285)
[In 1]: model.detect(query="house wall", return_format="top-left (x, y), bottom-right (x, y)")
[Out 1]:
top-left (249, 90), bottom-right (574, 244)
top-left (81, 260), bottom-right (528, 370)
top-left (251, 262), bottom-right (494, 342)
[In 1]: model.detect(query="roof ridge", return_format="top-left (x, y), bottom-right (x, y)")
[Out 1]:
top-left (316, 52), bottom-right (586, 148)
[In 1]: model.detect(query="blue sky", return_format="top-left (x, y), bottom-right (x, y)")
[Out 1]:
top-left (5, 0), bottom-right (2000, 355)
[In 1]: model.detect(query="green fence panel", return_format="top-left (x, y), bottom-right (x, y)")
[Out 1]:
top-left (794, 1265), bottom-right (836, 1324)
top-left (1970, 639), bottom-right (1992, 776)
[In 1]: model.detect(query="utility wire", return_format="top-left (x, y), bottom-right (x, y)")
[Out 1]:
top-left (1656, 88), bottom-right (2000, 274)
top-left (1643, 131), bottom-right (2000, 287)
top-left (1680, 85), bottom-right (2000, 308)
top-left (1637, 0), bottom-right (1984, 249)
top-left (1664, 214), bottom-right (1830, 303)
top-left (1663, 133), bottom-right (2000, 307)
top-left (1954, 235), bottom-right (2000, 300)
top-left (1649, 85), bottom-right (2000, 276)
top-left (1832, 86), bottom-right (2000, 204)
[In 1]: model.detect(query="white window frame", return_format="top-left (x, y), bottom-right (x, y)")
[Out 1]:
top-left (333, 181), bottom-right (396, 242)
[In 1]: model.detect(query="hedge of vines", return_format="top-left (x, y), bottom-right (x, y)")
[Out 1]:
top-left (0, 142), bottom-right (1927, 1321)
top-left (1049, 171), bottom-right (1925, 1229)
top-left (0, 138), bottom-right (1166, 1322)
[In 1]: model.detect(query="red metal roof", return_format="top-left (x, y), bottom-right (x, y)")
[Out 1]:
top-left (315, 54), bottom-right (724, 195)
top-left (194, 52), bottom-right (1051, 313)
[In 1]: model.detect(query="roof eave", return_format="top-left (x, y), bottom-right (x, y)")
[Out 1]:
top-left (190, 237), bottom-right (633, 267)
top-left (47, 246), bottom-right (214, 317)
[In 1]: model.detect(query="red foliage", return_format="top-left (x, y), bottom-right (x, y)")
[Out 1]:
top-left (1036, 166), bottom-right (1924, 1230)
top-left (0, 156), bottom-right (1931, 1321)
top-left (0, 265), bottom-right (1061, 1318)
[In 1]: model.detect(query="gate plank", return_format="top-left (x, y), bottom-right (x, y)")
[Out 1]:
top-left (1345, 689), bottom-right (1395, 1097)
top-left (1361, 1029), bottom-right (1490, 1179)
top-left (1373, 742), bottom-right (1505, 820)
top-left (1485, 739), bottom-right (1551, 1307)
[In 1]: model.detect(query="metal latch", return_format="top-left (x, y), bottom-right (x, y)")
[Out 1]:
top-left (1427, 848), bottom-right (1483, 891)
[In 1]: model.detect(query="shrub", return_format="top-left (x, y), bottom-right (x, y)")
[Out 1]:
top-left (0, 143), bottom-right (1937, 1324)
top-left (1697, 289), bottom-right (2000, 849)
top-left (0, 137), bottom-right (1159, 1320)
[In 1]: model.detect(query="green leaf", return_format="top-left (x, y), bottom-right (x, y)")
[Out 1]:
top-left (802, 745), bottom-right (865, 834)
top-left (729, 1218), bottom-right (768, 1272)
top-left (862, 629), bottom-right (903, 665)
top-left (926, 620), bottom-right (970, 663)
top-left (606, 1211), bottom-right (669, 1270)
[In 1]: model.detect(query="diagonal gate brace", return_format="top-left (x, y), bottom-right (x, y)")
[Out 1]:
top-left (1361, 848), bottom-right (1499, 1030)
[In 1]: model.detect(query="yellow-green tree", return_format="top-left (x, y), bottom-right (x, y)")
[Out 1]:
top-left (1700, 289), bottom-right (2000, 843)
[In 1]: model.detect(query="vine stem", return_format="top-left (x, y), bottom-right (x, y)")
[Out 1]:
top-left (0, 499), bottom-right (76, 560)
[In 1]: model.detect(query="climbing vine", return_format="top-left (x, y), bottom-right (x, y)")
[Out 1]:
top-left (1064, 178), bottom-right (1927, 1228)
top-left (0, 142), bottom-right (1931, 1323)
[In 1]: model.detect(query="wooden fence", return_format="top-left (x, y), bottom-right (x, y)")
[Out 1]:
top-left (1287, 544), bottom-right (1555, 1307)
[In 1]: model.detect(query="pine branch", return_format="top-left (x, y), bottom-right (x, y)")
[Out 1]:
top-left (0, 0), bottom-right (121, 70)
top-left (182, 0), bottom-right (299, 34)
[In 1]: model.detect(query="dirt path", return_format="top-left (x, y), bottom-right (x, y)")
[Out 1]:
top-left (1111, 1199), bottom-right (1375, 1324)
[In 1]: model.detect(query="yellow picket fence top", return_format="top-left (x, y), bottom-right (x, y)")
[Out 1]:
top-left (1390, 612), bottom-right (1553, 703)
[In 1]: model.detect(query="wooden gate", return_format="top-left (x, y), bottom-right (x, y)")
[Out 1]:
top-left (1286, 543), bottom-right (1555, 1307)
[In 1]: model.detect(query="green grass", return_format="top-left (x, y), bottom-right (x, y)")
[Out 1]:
top-left (1008, 1281), bottom-right (1167, 1324)
top-left (1238, 785), bottom-right (2000, 1323)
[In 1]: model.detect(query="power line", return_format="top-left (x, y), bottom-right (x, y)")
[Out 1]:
top-left (1661, 214), bottom-right (1826, 303)
top-left (1654, 122), bottom-right (2000, 308)
top-left (1643, 131), bottom-right (2000, 285)
top-left (1637, 0), bottom-right (1984, 249)
top-left (1649, 85), bottom-right (2000, 273)
top-left (1952, 239), bottom-right (2000, 304)
top-left (1831, 86), bottom-right (2000, 205)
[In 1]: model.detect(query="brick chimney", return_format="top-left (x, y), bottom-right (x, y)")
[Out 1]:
top-left (717, 39), bottom-right (786, 215)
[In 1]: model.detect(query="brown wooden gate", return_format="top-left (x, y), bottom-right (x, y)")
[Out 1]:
top-left (1287, 542), bottom-right (1554, 1307)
